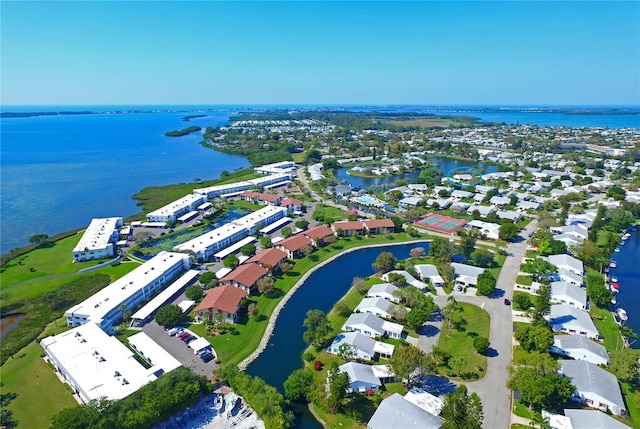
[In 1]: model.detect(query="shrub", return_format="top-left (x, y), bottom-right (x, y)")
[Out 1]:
top-left (314, 360), bottom-right (323, 371)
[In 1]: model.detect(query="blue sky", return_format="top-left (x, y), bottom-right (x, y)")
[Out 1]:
top-left (2, 1), bottom-right (638, 106)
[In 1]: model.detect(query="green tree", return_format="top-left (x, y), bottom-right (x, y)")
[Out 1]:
top-left (352, 277), bottom-right (368, 295)
top-left (155, 304), bottom-right (183, 327)
top-left (295, 219), bottom-right (309, 230)
top-left (327, 368), bottom-right (350, 412)
top-left (260, 236), bottom-right (272, 248)
top-left (441, 384), bottom-right (483, 429)
top-left (303, 309), bottom-right (332, 348)
top-left (247, 303), bottom-right (259, 318)
top-left (531, 284), bottom-right (552, 325)
top-left (609, 349), bottom-right (640, 386)
top-left (499, 222), bottom-right (520, 241)
top-left (513, 293), bottom-right (532, 311)
top-left (185, 284), bottom-right (203, 301)
top-left (449, 356), bottom-right (466, 377)
top-left (304, 149), bottom-right (322, 164)
top-left (301, 245), bottom-right (313, 258)
top-left (257, 276), bottom-right (274, 296)
top-left (223, 254), bottom-right (239, 269)
top-left (471, 249), bottom-right (494, 268)
top-left (372, 251), bottom-right (397, 273)
top-left (406, 302), bottom-right (438, 331)
top-left (514, 324), bottom-right (553, 353)
top-left (409, 246), bottom-right (426, 258)
top-left (507, 351), bottom-right (574, 411)
top-left (281, 226), bottom-right (293, 238)
top-left (476, 271), bottom-right (496, 296)
top-left (459, 230), bottom-right (478, 260)
top-left (388, 343), bottom-right (435, 388)
top-left (199, 271), bottom-right (216, 285)
top-left (429, 237), bottom-right (458, 262)
top-left (241, 243), bottom-right (256, 257)
top-left (28, 234), bottom-right (49, 245)
top-left (473, 336), bottom-right (490, 355)
top-left (280, 262), bottom-right (293, 274)
top-left (284, 368), bottom-right (314, 402)
top-left (585, 274), bottom-right (611, 307)
top-left (443, 296), bottom-right (462, 336)
top-left (387, 272), bottom-right (407, 287)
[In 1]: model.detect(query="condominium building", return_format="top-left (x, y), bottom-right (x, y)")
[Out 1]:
top-left (192, 173), bottom-right (292, 199)
top-left (146, 194), bottom-right (206, 223)
top-left (72, 217), bottom-right (123, 262)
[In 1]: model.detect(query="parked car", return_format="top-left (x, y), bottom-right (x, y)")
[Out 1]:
top-left (178, 332), bottom-right (190, 341)
top-left (504, 298), bottom-right (511, 305)
top-left (197, 347), bottom-right (211, 357)
top-left (200, 352), bottom-right (214, 363)
top-left (181, 335), bottom-right (194, 342)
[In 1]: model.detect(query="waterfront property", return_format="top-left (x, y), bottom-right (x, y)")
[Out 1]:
top-left (342, 312), bottom-right (404, 339)
top-left (303, 225), bottom-right (334, 246)
top-left (193, 173), bottom-right (292, 199)
top-left (414, 264), bottom-right (445, 287)
top-left (548, 304), bottom-right (600, 340)
top-left (72, 217), bottom-right (123, 262)
top-left (332, 220), bottom-right (365, 237)
top-left (327, 331), bottom-right (394, 360)
top-left (549, 281), bottom-right (588, 311)
top-left (355, 296), bottom-right (400, 320)
top-left (64, 251), bottom-right (191, 333)
top-left (275, 234), bottom-right (313, 259)
top-left (219, 263), bottom-right (268, 294)
top-left (550, 335), bottom-right (609, 366)
top-left (559, 359), bottom-right (626, 416)
top-left (245, 247), bottom-right (288, 273)
top-left (367, 393), bottom-right (444, 429)
top-left (337, 362), bottom-right (384, 393)
top-left (194, 285), bottom-right (248, 324)
top-left (146, 194), bottom-right (206, 224)
top-left (381, 270), bottom-right (428, 291)
top-left (367, 283), bottom-right (401, 303)
top-left (253, 160), bottom-right (297, 176)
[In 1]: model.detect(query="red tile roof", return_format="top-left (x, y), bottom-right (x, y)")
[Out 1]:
top-left (240, 191), bottom-right (261, 198)
top-left (220, 263), bottom-right (268, 288)
top-left (305, 226), bottom-right (334, 240)
top-left (246, 247), bottom-right (288, 267)
top-left (259, 194), bottom-right (281, 203)
top-left (277, 234), bottom-right (312, 252)
top-left (280, 198), bottom-right (301, 207)
top-left (194, 285), bottom-right (246, 314)
top-left (332, 221), bottom-right (364, 231)
top-left (363, 219), bottom-right (395, 229)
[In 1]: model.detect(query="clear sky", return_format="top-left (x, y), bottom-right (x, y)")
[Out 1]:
top-left (2, 1), bottom-right (639, 106)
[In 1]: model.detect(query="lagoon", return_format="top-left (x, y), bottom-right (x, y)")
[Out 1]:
top-left (246, 241), bottom-right (430, 428)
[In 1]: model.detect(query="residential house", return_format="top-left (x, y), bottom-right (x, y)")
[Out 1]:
top-left (451, 262), bottom-right (485, 287)
top-left (549, 281), bottom-right (588, 310)
top-left (304, 225), bottom-right (335, 246)
top-left (550, 335), bottom-right (609, 366)
top-left (279, 197), bottom-right (302, 213)
top-left (245, 247), bottom-right (288, 273)
top-left (399, 197), bottom-right (422, 208)
top-left (257, 193), bottom-right (282, 206)
top-left (367, 393), bottom-right (444, 429)
top-left (414, 264), bottom-right (445, 287)
top-left (342, 312), bottom-right (404, 339)
top-left (219, 263), bottom-right (268, 294)
top-left (327, 332), bottom-right (394, 360)
top-left (489, 195), bottom-right (511, 207)
top-left (332, 221), bottom-right (365, 237)
top-left (548, 304), bottom-right (600, 340)
top-left (193, 285), bottom-right (247, 324)
top-left (466, 205), bottom-right (495, 218)
top-left (275, 234), bottom-right (313, 259)
top-left (381, 270), bottom-right (429, 291)
top-left (239, 191), bottom-right (261, 203)
top-left (516, 200), bottom-right (541, 211)
top-left (563, 409), bottom-right (632, 429)
top-left (404, 388), bottom-right (445, 417)
top-left (496, 210), bottom-right (523, 222)
top-left (551, 225), bottom-right (589, 242)
top-left (367, 283), bottom-right (400, 303)
top-left (558, 268), bottom-right (584, 287)
top-left (559, 360), bottom-right (626, 416)
top-left (363, 219), bottom-right (395, 235)
top-left (356, 297), bottom-right (399, 320)
top-left (548, 254), bottom-right (584, 276)
top-left (338, 362), bottom-right (382, 393)
top-left (451, 189), bottom-right (474, 200)
top-left (450, 201), bottom-right (471, 214)
top-left (466, 220), bottom-right (501, 240)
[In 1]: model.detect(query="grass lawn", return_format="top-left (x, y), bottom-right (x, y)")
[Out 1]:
top-left (512, 399), bottom-right (534, 418)
top-left (436, 302), bottom-right (490, 380)
top-left (312, 204), bottom-right (347, 224)
top-left (590, 305), bottom-right (622, 352)
top-left (1, 342), bottom-right (77, 429)
top-left (228, 200), bottom-right (263, 211)
top-left (515, 275), bottom-right (533, 286)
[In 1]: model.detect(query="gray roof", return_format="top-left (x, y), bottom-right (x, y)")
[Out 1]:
top-left (343, 312), bottom-right (386, 334)
top-left (330, 332), bottom-right (375, 356)
top-left (368, 282), bottom-right (399, 297)
top-left (550, 282), bottom-right (587, 307)
top-left (559, 360), bottom-right (625, 411)
top-left (451, 262), bottom-right (485, 279)
top-left (564, 409), bottom-right (631, 429)
top-left (548, 254), bottom-right (584, 274)
top-left (357, 297), bottom-right (394, 313)
top-left (414, 264), bottom-right (440, 278)
top-left (339, 362), bottom-right (381, 388)
top-left (553, 335), bottom-right (609, 363)
top-left (368, 393), bottom-right (443, 429)
top-left (549, 304), bottom-right (598, 336)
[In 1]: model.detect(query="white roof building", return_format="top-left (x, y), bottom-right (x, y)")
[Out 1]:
top-left (355, 297), bottom-right (399, 320)
top-left (548, 304), bottom-right (600, 340)
top-left (557, 268), bottom-right (583, 287)
top-left (550, 281), bottom-right (588, 311)
top-left (193, 173), bottom-right (292, 198)
top-left (466, 219), bottom-right (501, 240)
top-left (338, 362), bottom-right (382, 393)
top-left (146, 194), bottom-right (206, 223)
top-left (254, 161), bottom-right (297, 176)
top-left (550, 335), bottom-right (609, 366)
top-left (563, 409), bottom-right (632, 428)
top-left (451, 262), bottom-right (485, 287)
top-left (65, 251), bottom-right (191, 333)
top-left (414, 264), bottom-right (444, 286)
top-left (381, 270), bottom-right (428, 290)
top-left (367, 283), bottom-right (401, 303)
top-left (560, 360), bottom-right (626, 416)
top-left (40, 323), bottom-right (160, 404)
top-left (72, 217), bottom-right (123, 262)
top-left (404, 387), bottom-right (444, 417)
top-left (342, 312), bottom-right (404, 339)
top-left (368, 393), bottom-right (443, 429)
top-left (327, 332), bottom-right (394, 360)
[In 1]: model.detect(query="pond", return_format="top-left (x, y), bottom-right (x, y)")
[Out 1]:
top-left (334, 156), bottom-right (498, 189)
top-left (246, 241), bottom-right (430, 428)
top-left (0, 313), bottom-right (25, 340)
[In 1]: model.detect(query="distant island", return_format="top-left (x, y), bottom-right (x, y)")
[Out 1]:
top-left (164, 126), bottom-right (202, 137)
top-left (182, 114), bottom-right (207, 121)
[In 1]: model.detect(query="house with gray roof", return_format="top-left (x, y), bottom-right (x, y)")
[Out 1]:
top-left (550, 281), bottom-right (588, 311)
top-left (548, 304), bottom-right (600, 340)
top-left (342, 312), bottom-right (404, 339)
top-left (451, 262), bottom-right (485, 287)
top-left (399, 197), bottom-right (422, 208)
top-left (550, 335), bottom-right (609, 366)
top-left (551, 224), bottom-right (588, 242)
top-left (338, 362), bottom-right (382, 393)
top-left (490, 195), bottom-right (511, 206)
top-left (356, 297), bottom-right (399, 319)
top-left (559, 360), bottom-right (626, 416)
top-left (517, 200), bottom-right (541, 211)
top-left (382, 270), bottom-right (428, 290)
top-left (558, 268), bottom-right (583, 287)
top-left (367, 393), bottom-right (443, 429)
top-left (327, 331), bottom-right (394, 360)
top-left (367, 283), bottom-right (400, 303)
top-left (466, 204), bottom-right (495, 218)
top-left (414, 264), bottom-right (444, 287)
top-left (496, 209), bottom-right (523, 222)
top-left (548, 254), bottom-right (584, 276)
top-left (563, 409), bottom-right (631, 429)
top-left (451, 189), bottom-right (474, 200)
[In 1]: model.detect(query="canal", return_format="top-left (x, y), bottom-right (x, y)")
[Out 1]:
top-left (608, 227), bottom-right (640, 349)
top-left (334, 157), bottom-right (499, 188)
top-left (246, 241), bottom-right (430, 428)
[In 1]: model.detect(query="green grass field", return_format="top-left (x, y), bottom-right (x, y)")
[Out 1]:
top-left (436, 302), bottom-right (490, 380)
top-left (515, 275), bottom-right (533, 286)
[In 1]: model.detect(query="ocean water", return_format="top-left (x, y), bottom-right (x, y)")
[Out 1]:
top-left (0, 111), bottom-right (250, 253)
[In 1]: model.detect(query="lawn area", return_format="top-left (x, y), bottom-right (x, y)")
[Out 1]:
top-left (312, 204), bottom-right (348, 224)
top-left (228, 199), bottom-right (263, 211)
top-left (590, 304), bottom-right (622, 352)
top-left (0, 233), bottom-right (106, 288)
top-left (515, 275), bottom-right (533, 286)
top-left (1, 341), bottom-right (77, 429)
top-left (190, 233), bottom-right (428, 367)
top-left (436, 302), bottom-right (490, 380)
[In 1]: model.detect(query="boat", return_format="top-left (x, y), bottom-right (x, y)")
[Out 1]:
top-left (611, 296), bottom-right (617, 305)
top-left (614, 247), bottom-right (621, 253)
top-left (617, 308), bottom-right (628, 321)
top-left (228, 393), bottom-right (237, 410)
top-left (611, 276), bottom-right (619, 283)
top-left (611, 282), bottom-right (620, 290)
top-left (212, 394), bottom-right (224, 412)
top-left (620, 240), bottom-right (626, 246)
top-left (610, 260), bottom-right (617, 268)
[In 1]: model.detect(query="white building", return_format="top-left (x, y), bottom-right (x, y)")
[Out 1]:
top-left (72, 217), bottom-right (123, 262)
top-left (550, 335), bottom-right (609, 366)
top-left (40, 323), bottom-right (160, 404)
top-left (548, 254), bottom-right (584, 276)
top-left (254, 161), bottom-right (297, 176)
top-left (65, 251), bottom-right (191, 333)
top-left (414, 264), bottom-right (444, 287)
top-left (327, 332), bottom-right (394, 360)
top-left (548, 304), bottom-right (600, 340)
top-left (549, 281), bottom-right (588, 311)
top-left (342, 312), bottom-right (404, 339)
top-left (451, 262), bottom-right (485, 287)
top-left (146, 194), bottom-right (206, 223)
top-left (466, 220), bottom-right (501, 240)
top-left (560, 360), bottom-right (626, 416)
top-left (173, 206), bottom-right (287, 261)
top-left (193, 173), bottom-right (292, 198)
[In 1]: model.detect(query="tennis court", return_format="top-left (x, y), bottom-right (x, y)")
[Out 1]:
top-left (414, 213), bottom-right (467, 233)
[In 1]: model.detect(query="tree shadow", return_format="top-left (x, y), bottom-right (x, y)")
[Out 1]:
top-left (466, 331), bottom-right (478, 338)
top-left (486, 347), bottom-right (499, 358)
top-left (419, 324), bottom-right (440, 338)
top-left (414, 375), bottom-right (457, 395)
